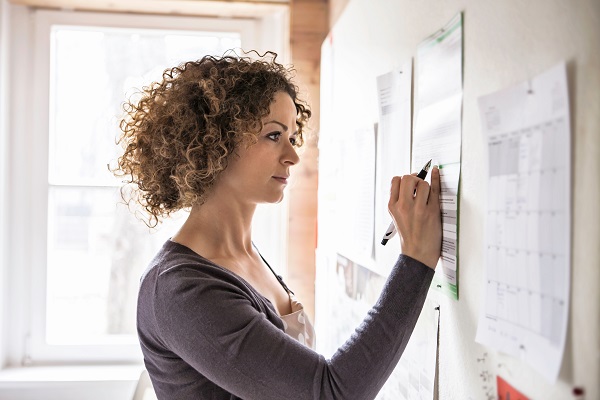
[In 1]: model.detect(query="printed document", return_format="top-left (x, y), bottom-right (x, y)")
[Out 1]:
top-left (413, 13), bottom-right (463, 299)
top-left (475, 62), bottom-right (571, 383)
top-left (383, 299), bottom-right (439, 400)
top-left (335, 126), bottom-right (376, 266)
top-left (375, 63), bottom-right (413, 273)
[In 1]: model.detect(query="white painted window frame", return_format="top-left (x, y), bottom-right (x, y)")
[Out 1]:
top-left (0, 0), bottom-right (10, 370)
top-left (5, 6), bottom-right (290, 366)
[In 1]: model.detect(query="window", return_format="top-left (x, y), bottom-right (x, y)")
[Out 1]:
top-left (7, 8), bottom-right (289, 364)
top-left (46, 25), bottom-right (242, 348)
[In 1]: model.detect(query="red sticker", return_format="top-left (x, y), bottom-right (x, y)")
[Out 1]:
top-left (497, 375), bottom-right (530, 400)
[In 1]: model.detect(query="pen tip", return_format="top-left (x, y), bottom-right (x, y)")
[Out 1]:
top-left (424, 159), bottom-right (432, 171)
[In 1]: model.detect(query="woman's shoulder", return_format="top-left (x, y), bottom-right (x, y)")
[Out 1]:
top-left (139, 240), bottom-right (277, 327)
top-left (143, 240), bottom-right (235, 283)
top-left (141, 240), bottom-right (262, 302)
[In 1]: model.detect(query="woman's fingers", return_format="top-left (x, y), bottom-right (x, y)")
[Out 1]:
top-left (388, 169), bottom-right (439, 210)
top-left (399, 174), bottom-right (431, 206)
top-left (415, 180), bottom-right (430, 207)
top-left (399, 174), bottom-right (418, 202)
top-left (428, 166), bottom-right (441, 209)
top-left (388, 176), bottom-right (401, 206)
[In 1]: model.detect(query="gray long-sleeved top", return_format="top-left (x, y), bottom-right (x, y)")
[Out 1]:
top-left (137, 240), bottom-right (434, 399)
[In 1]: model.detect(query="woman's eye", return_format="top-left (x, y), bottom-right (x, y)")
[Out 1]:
top-left (267, 132), bottom-right (281, 142)
top-left (289, 136), bottom-right (297, 146)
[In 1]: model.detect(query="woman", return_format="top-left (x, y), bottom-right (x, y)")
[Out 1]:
top-left (114, 52), bottom-right (442, 399)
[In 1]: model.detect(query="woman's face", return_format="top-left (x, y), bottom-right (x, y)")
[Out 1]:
top-left (215, 91), bottom-right (300, 204)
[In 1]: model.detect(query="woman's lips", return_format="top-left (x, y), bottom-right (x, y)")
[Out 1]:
top-left (272, 176), bottom-right (288, 184)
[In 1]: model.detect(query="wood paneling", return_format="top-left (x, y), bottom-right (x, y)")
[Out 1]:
top-left (287, 0), bottom-right (327, 322)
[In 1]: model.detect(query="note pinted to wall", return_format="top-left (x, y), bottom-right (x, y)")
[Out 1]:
top-left (475, 62), bottom-right (571, 383)
top-left (374, 63), bottom-right (413, 273)
top-left (413, 13), bottom-right (463, 299)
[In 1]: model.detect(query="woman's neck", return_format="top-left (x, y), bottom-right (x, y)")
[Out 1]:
top-left (171, 191), bottom-right (257, 260)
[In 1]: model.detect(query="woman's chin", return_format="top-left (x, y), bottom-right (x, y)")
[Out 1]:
top-left (265, 193), bottom-right (285, 204)
top-left (256, 188), bottom-right (286, 204)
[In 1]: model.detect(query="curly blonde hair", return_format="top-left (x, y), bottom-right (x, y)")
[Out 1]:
top-left (112, 51), bottom-right (311, 227)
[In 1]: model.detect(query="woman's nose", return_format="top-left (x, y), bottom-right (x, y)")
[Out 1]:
top-left (283, 141), bottom-right (300, 165)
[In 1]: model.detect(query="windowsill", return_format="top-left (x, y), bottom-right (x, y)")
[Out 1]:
top-left (0, 364), bottom-right (144, 383)
top-left (0, 365), bottom-right (145, 400)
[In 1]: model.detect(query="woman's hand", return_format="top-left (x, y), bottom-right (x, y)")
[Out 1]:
top-left (388, 166), bottom-right (442, 269)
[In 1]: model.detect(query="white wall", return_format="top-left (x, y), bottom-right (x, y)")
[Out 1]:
top-left (319, 0), bottom-right (599, 398)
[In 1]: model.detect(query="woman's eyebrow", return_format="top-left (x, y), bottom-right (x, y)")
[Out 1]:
top-left (265, 120), bottom-right (288, 131)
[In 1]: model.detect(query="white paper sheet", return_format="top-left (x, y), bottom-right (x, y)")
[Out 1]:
top-left (475, 62), bottom-right (571, 383)
top-left (381, 299), bottom-right (439, 400)
top-left (321, 254), bottom-right (385, 356)
top-left (375, 63), bottom-right (413, 273)
top-left (335, 126), bottom-right (376, 266)
top-left (413, 13), bottom-right (463, 299)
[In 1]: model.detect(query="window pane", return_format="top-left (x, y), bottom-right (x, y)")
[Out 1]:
top-left (47, 26), bottom-right (239, 345)
top-left (49, 26), bottom-right (241, 185)
top-left (46, 186), bottom-right (183, 344)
